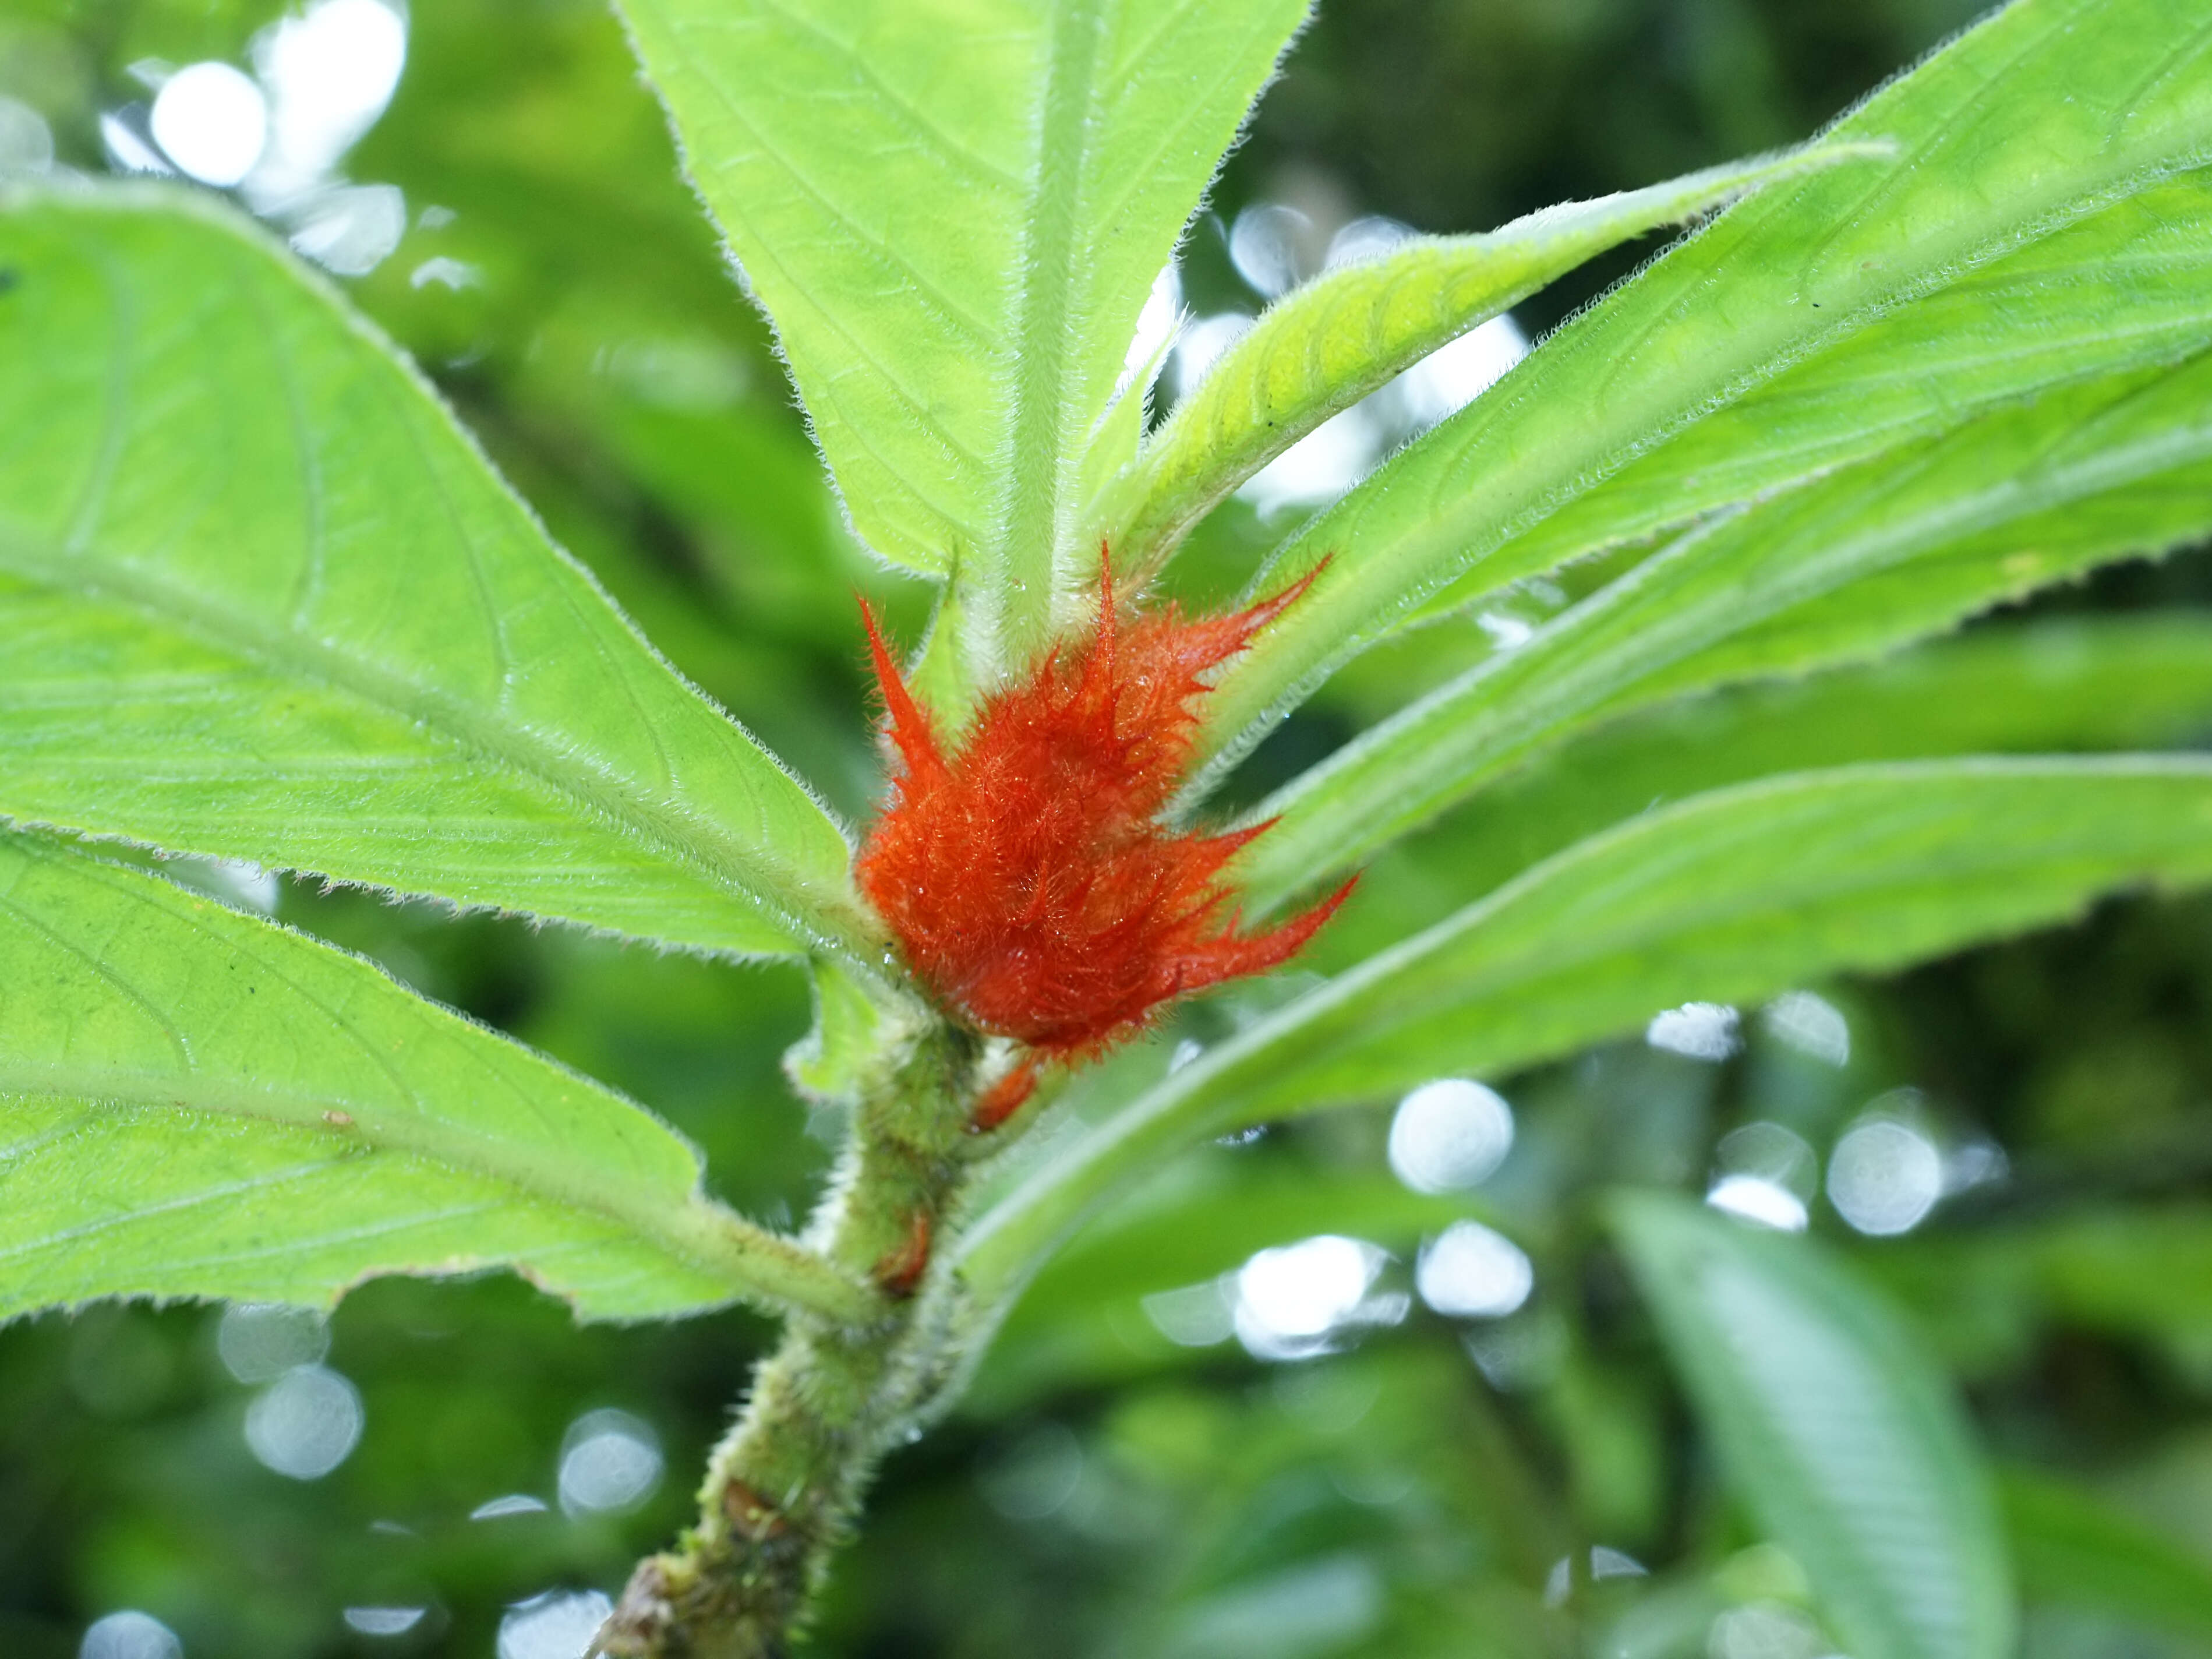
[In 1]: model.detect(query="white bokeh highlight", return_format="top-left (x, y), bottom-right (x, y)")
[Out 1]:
top-left (1388, 1078), bottom-right (1514, 1194)
top-left (80, 1612), bottom-right (181, 1659)
top-left (217, 1303), bottom-right (329, 1383)
top-left (558, 1409), bottom-right (663, 1516)
top-left (249, 0), bottom-right (408, 202)
top-left (1762, 990), bottom-right (1851, 1067)
top-left (244, 1363), bottom-right (363, 1479)
top-left (1705, 1174), bottom-right (1810, 1233)
top-left (1416, 1221), bottom-right (1533, 1318)
top-left (342, 1607), bottom-right (426, 1636)
top-left (1647, 1002), bottom-right (1742, 1061)
top-left (1828, 1118), bottom-right (1944, 1236)
top-left (497, 1590), bottom-right (614, 1659)
top-left (150, 62), bottom-right (268, 186)
top-left (0, 96), bottom-right (55, 175)
top-left (1234, 1236), bottom-right (1402, 1360)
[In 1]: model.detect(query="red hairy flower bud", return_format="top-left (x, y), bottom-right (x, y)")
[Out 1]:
top-left (854, 552), bottom-right (1352, 1099)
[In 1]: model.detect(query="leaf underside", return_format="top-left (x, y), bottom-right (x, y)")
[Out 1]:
top-left (0, 832), bottom-right (864, 1323)
top-left (1614, 1196), bottom-right (2014, 1659)
top-left (0, 186), bottom-right (867, 965)
top-left (1195, 0), bottom-right (2212, 783)
top-left (617, 0), bottom-right (1310, 677)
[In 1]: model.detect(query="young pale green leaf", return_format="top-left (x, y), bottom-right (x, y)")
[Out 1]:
top-left (0, 831), bottom-right (874, 1325)
top-left (1416, 164), bottom-right (2212, 619)
top-left (1192, 0), bottom-right (2212, 771)
top-left (616, 0), bottom-right (1309, 676)
top-left (1098, 143), bottom-right (1887, 579)
top-left (0, 188), bottom-right (869, 964)
top-left (960, 760), bottom-right (2212, 1303)
top-left (2002, 1468), bottom-right (2212, 1639)
top-left (1236, 350), bottom-right (2212, 912)
top-left (1329, 615), bottom-right (2212, 946)
top-left (1613, 1196), bottom-right (2013, 1659)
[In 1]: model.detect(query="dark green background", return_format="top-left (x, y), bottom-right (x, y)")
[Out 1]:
top-left (4, 1), bottom-right (2211, 1655)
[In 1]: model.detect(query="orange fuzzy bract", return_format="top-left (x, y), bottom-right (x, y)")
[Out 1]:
top-left (855, 561), bottom-right (1352, 1066)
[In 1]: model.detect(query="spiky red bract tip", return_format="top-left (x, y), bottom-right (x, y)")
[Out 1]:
top-left (854, 552), bottom-right (1348, 1074)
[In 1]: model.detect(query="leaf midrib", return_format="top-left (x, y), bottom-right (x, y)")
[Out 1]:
top-left (0, 1053), bottom-right (862, 1316)
top-left (978, 0), bottom-right (1107, 675)
top-left (0, 524), bottom-right (875, 958)
top-left (1235, 341), bottom-right (2212, 909)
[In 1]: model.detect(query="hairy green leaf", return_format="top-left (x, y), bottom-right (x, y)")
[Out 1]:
top-left (1238, 349), bottom-right (2212, 909)
top-left (0, 188), bottom-right (868, 963)
top-left (1614, 1196), bottom-right (2013, 1659)
top-left (1194, 0), bottom-right (2212, 770)
top-left (1418, 164), bottom-right (2212, 619)
top-left (618, 0), bottom-right (1309, 674)
top-left (0, 832), bottom-right (874, 1323)
top-left (1326, 615), bottom-right (2212, 956)
top-left (1100, 144), bottom-right (1886, 580)
top-left (963, 760), bottom-right (2212, 1301)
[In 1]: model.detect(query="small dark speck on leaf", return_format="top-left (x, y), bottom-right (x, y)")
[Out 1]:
top-left (0, 269), bottom-right (17, 295)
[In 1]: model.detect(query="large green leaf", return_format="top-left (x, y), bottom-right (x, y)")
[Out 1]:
top-left (1238, 348), bottom-right (2212, 909)
top-left (617, 0), bottom-right (1309, 675)
top-left (1096, 144), bottom-right (1885, 581)
top-left (0, 188), bottom-right (870, 963)
top-left (961, 760), bottom-right (2212, 1301)
top-left (1613, 1196), bottom-right (2013, 1659)
top-left (1191, 0), bottom-right (2212, 771)
top-left (1320, 615), bottom-right (2212, 958)
top-left (0, 831), bottom-right (873, 1323)
top-left (1429, 164), bottom-right (2212, 617)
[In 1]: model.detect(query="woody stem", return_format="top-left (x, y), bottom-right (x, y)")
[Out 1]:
top-left (594, 1020), bottom-right (983, 1659)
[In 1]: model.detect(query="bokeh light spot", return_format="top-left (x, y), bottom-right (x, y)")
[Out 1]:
top-left (1762, 990), bottom-right (1850, 1066)
top-left (497, 1590), bottom-right (614, 1659)
top-left (1828, 1118), bottom-right (1944, 1236)
top-left (342, 1607), bottom-right (426, 1637)
top-left (1415, 1220), bottom-right (1533, 1318)
top-left (218, 1303), bottom-right (329, 1382)
top-left (80, 1612), bottom-right (181, 1659)
top-left (244, 1363), bottom-right (363, 1479)
top-left (1388, 1078), bottom-right (1514, 1193)
top-left (1646, 1002), bottom-right (1741, 1061)
top-left (557, 1408), bottom-right (663, 1516)
top-left (150, 62), bottom-right (267, 186)
top-left (1234, 1236), bottom-right (1400, 1360)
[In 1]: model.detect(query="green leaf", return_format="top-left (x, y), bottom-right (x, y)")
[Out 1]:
top-left (1237, 349), bottom-right (2212, 910)
top-left (1098, 143), bottom-right (1888, 581)
top-left (0, 187), bottom-right (870, 963)
top-left (961, 760), bottom-right (2212, 1303)
top-left (1326, 616), bottom-right (2212, 954)
top-left (0, 831), bottom-right (874, 1324)
top-left (2002, 1467), bottom-right (2212, 1639)
top-left (1192, 0), bottom-right (2212, 770)
top-left (1612, 1195), bottom-right (2014, 1659)
top-left (1422, 163), bottom-right (2212, 622)
top-left (617, 0), bottom-right (1309, 675)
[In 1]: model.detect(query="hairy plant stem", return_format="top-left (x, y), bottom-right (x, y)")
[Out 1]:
top-left (594, 1012), bottom-right (988, 1659)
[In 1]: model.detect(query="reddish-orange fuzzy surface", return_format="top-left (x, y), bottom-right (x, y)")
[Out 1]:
top-left (854, 558), bottom-right (1352, 1082)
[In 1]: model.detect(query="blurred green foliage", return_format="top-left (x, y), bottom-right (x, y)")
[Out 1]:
top-left (3, 0), bottom-right (2210, 1656)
